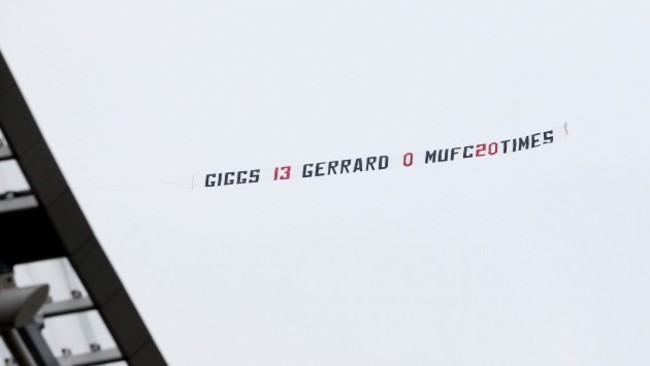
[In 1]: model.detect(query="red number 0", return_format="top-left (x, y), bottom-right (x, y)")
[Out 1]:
top-left (488, 142), bottom-right (498, 155)
top-left (403, 152), bottom-right (414, 167)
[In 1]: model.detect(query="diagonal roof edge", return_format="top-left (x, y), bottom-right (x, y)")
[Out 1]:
top-left (0, 50), bottom-right (166, 366)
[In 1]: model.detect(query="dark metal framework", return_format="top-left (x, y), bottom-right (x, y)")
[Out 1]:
top-left (0, 51), bottom-right (166, 365)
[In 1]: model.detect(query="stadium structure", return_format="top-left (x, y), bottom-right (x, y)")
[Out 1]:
top-left (0, 51), bottom-right (166, 365)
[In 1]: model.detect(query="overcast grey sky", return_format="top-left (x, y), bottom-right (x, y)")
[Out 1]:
top-left (1, 0), bottom-right (649, 364)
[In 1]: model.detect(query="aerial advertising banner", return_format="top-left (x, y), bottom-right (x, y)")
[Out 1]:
top-left (194, 123), bottom-right (569, 190)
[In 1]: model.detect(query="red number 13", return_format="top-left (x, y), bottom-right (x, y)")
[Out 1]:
top-left (273, 166), bottom-right (292, 180)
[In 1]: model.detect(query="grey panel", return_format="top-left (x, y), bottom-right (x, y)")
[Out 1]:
top-left (58, 348), bottom-right (122, 366)
top-left (42, 297), bottom-right (94, 318)
top-left (18, 322), bottom-right (59, 366)
top-left (0, 285), bottom-right (49, 329)
top-left (0, 195), bottom-right (38, 213)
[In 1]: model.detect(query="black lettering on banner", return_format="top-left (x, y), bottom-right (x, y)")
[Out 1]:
top-left (518, 136), bottom-right (530, 150)
top-left (463, 145), bottom-right (474, 158)
top-left (224, 172), bottom-right (235, 185)
top-left (237, 171), bottom-right (247, 184)
top-left (353, 158), bottom-right (363, 172)
top-left (476, 144), bottom-right (486, 157)
top-left (450, 147), bottom-right (461, 161)
top-left (367, 156), bottom-right (377, 170)
top-left (378, 156), bottom-right (389, 169)
top-left (425, 150), bottom-right (436, 164)
top-left (302, 164), bottom-right (313, 178)
top-left (315, 162), bottom-right (325, 176)
top-left (543, 130), bottom-right (554, 144)
top-left (438, 149), bottom-right (450, 162)
top-left (341, 159), bottom-right (351, 173)
top-left (501, 140), bottom-right (510, 154)
top-left (201, 127), bottom-right (564, 189)
top-left (403, 153), bottom-right (413, 167)
top-left (531, 133), bottom-right (541, 148)
top-left (205, 174), bottom-right (216, 187)
top-left (249, 169), bottom-right (260, 183)
top-left (328, 161), bottom-right (339, 175)
top-left (488, 142), bottom-right (498, 155)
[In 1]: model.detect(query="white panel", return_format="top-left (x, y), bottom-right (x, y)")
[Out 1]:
top-left (0, 337), bottom-right (13, 364)
top-left (0, 137), bottom-right (10, 160)
top-left (0, 160), bottom-right (29, 195)
top-left (43, 311), bottom-right (117, 358)
top-left (14, 260), bottom-right (117, 359)
top-left (14, 259), bottom-right (85, 303)
top-left (0, 128), bottom-right (9, 159)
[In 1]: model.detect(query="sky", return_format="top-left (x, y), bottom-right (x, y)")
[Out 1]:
top-left (1, 0), bottom-right (649, 365)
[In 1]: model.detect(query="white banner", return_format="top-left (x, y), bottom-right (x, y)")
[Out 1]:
top-left (194, 123), bottom-right (569, 190)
